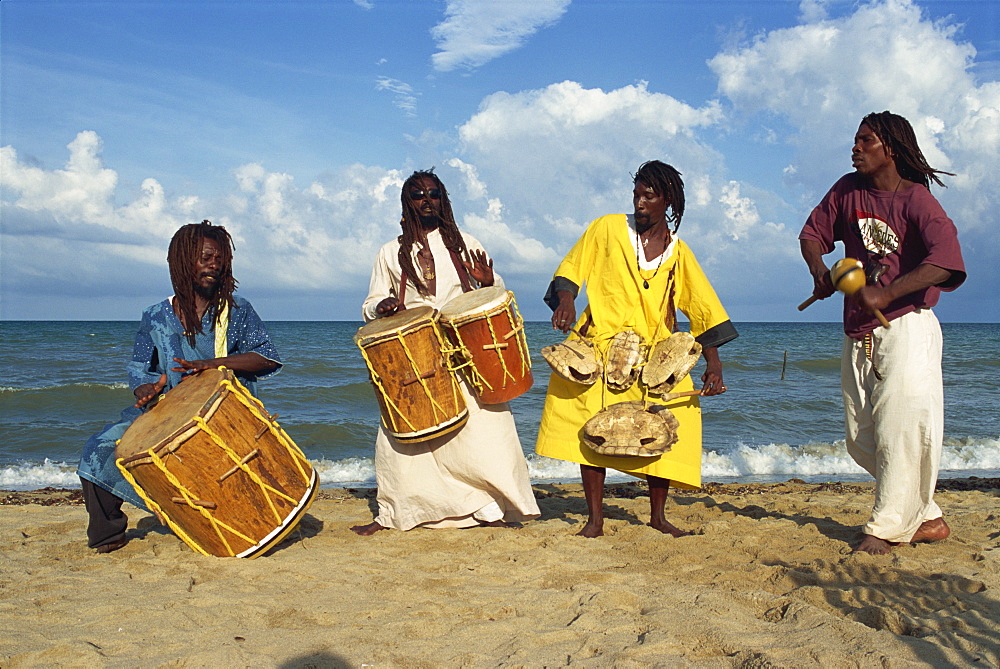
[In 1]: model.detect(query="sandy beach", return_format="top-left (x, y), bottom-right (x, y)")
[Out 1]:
top-left (2, 479), bottom-right (998, 668)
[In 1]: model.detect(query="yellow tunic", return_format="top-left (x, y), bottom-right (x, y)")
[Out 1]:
top-left (534, 214), bottom-right (732, 489)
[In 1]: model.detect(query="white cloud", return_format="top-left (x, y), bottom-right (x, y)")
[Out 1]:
top-left (431, 0), bottom-right (571, 71)
top-left (375, 77), bottom-right (420, 117)
top-left (0, 132), bottom-right (566, 318)
top-left (718, 181), bottom-right (761, 241)
top-left (708, 0), bottom-right (999, 229)
top-left (705, 0), bottom-right (998, 317)
top-left (457, 80), bottom-right (727, 250)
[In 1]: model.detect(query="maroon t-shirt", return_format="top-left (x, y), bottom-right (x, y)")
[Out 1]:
top-left (799, 173), bottom-right (966, 338)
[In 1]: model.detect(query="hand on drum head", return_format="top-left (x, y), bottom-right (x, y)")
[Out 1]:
top-left (463, 249), bottom-right (494, 287)
top-left (134, 373), bottom-right (167, 408)
top-left (375, 297), bottom-right (401, 316)
top-left (172, 357), bottom-right (216, 376)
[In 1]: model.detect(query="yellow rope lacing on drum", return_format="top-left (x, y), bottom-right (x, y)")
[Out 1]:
top-left (115, 370), bottom-right (312, 557)
top-left (444, 291), bottom-right (531, 395)
top-left (358, 324), bottom-right (460, 432)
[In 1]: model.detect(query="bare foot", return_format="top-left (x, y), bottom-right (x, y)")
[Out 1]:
top-left (853, 534), bottom-right (897, 555)
top-left (350, 521), bottom-right (387, 536)
top-left (649, 519), bottom-right (692, 538)
top-left (910, 517), bottom-right (950, 543)
top-left (576, 520), bottom-right (604, 538)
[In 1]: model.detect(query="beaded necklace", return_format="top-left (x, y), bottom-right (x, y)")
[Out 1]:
top-left (635, 227), bottom-right (667, 290)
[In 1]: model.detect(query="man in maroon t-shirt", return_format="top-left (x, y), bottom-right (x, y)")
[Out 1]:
top-left (799, 111), bottom-right (966, 555)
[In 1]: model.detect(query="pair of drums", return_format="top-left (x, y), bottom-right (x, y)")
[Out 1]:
top-left (355, 286), bottom-right (533, 443)
top-left (116, 368), bottom-right (318, 558)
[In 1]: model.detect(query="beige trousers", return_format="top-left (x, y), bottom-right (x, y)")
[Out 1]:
top-left (841, 309), bottom-right (944, 543)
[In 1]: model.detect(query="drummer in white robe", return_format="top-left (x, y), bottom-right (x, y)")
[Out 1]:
top-left (351, 170), bottom-right (540, 534)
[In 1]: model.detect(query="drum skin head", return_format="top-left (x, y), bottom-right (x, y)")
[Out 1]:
top-left (355, 305), bottom-right (437, 344)
top-left (116, 368), bottom-right (230, 460)
top-left (114, 366), bottom-right (318, 558)
top-left (438, 286), bottom-right (507, 320)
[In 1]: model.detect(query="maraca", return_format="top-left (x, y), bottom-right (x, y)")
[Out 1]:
top-left (798, 258), bottom-right (891, 328)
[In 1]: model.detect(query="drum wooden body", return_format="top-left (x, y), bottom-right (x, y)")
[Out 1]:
top-left (439, 287), bottom-right (533, 404)
top-left (115, 368), bottom-right (317, 558)
top-left (355, 306), bottom-right (468, 442)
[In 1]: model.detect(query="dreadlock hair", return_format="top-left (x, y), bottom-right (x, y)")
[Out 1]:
top-left (861, 111), bottom-right (954, 189)
top-left (398, 169), bottom-right (469, 296)
top-left (633, 160), bottom-right (686, 233)
top-left (168, 220), bottom-right (238, 347)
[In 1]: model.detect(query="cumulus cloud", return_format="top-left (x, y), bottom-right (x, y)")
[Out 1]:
top-left (709, 0), bottom-right (999, 217)
top-left (431, 0), bottom-right (571, 71)
top-left (706, 0), bottom-right (998, 315)
top-left (0, 132), bottom-right (562, 318)
top-left (457, 81), bottom-right (728, 249)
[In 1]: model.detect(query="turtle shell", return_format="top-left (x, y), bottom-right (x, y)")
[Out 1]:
top-left (541, 337), bottom-right (602, 385)
top-left (583, 401), bottom-right (679, 457)
top-left (604, 330), bottom-right (646, 391)
top-left (642, 332), bottom-right (703, 395)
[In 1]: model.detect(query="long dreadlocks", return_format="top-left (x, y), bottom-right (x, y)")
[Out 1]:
top-left (633, 160), bottom-right (686, 233)
top-left (862, 111), bottom-right (954, 189)
top-left (168, 220), bottom-right (238, 346)
top-left (397, 170), bottom-right (469, 296)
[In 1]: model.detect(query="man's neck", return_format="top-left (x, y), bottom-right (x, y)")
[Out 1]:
top-left (864, 166), bottom-right (905, 192)
top-left (636, 217), bottom-right (667, 237)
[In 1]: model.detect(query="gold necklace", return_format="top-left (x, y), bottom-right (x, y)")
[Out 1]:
top-left (417, 247), bottom-right (435, 280)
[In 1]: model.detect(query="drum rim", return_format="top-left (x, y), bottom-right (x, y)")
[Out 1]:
top-left (389, 408), bottom-right (469, 442)
top-left (438, 286), bottom-right (510, 321)
top-left (117, 370), bottom-right (232, 463)
top-left (354, 306), bottom-right (439, 345)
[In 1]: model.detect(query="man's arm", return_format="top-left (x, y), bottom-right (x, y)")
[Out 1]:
top-left (800, 239), bottom-right (835, 300)
top-left (853, 263), bottom-right (953, 313)
top-left (172, 353), bottom-right (280, 376)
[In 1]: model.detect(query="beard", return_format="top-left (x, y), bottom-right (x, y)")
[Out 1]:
top-left (419, 212), bottom-right (441, 229)
top-left (194, 275), bottom-right (220, 300)
top-left (634, 212), bottom-right (654, 232)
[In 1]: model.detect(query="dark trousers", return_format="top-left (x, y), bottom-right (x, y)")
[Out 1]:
top-left (80, 477), bottom-right (128, 548)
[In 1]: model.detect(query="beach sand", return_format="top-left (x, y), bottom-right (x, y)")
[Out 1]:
top-left (2, 479), bottom-right (998, 668)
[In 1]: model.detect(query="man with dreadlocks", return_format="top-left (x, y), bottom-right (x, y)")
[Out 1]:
top-left (77, 221), bottom-right (282, 553)
top-left (800, 111), bottom-right (966, 555)
top-left (536, 160), bottom-right (738, 537)
top-left (352, 170), bottom-right (539, 535)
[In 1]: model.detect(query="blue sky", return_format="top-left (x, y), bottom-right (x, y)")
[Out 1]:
top-left (2, 0), bottom-right (997, 323)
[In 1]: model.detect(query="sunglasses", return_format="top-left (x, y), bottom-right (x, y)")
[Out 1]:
top-left (409, 189), bottom-right (442, 201)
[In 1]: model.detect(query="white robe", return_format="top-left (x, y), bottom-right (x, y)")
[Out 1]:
top-left (361, 228), bottom-right (540, 530)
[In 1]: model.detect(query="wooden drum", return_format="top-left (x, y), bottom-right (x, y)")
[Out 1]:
top-left (439, 287), bottom-right (533, 404)
top-left (115, 368), bottom-right (318, 558)
top-left (355, 306), bottom-right (468, 443)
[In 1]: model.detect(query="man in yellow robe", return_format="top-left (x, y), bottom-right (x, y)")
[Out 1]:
top-left (536, 160), bottom-right (738, 537)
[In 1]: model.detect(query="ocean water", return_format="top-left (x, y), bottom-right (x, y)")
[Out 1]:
top-left (1, 320), bottom-right (997, 490)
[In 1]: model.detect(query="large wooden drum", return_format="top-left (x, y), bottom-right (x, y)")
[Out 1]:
top-left (115, 368), bottom-right (318, 558)
top-left (439, 287), bottom-right (533, 404)
top-left (355, 306), bottom-right (468, 443)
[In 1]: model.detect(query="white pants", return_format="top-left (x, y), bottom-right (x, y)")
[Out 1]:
top-left (841, 309), bottom-right (944, 543)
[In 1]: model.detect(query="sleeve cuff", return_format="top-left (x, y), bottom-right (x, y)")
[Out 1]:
top-left (543, 277), bottom-right (579, 312)
top-left (696, 320), bottom-right (739, 349)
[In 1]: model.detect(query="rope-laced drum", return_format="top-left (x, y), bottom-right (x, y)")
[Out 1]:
top-left (355, 306), bottom-right (468, 443)
top-left (115, 367), bottom-right (318, 558)
top-left (438, 287), bottom-right (533, 404)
